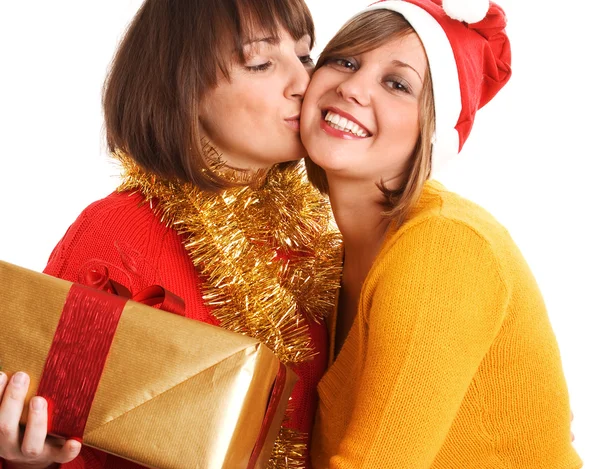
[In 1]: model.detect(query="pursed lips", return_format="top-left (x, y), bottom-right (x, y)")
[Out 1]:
top-left (284, 114), bottom-right (301, 130)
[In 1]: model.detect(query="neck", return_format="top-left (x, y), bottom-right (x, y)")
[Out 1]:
top-left (201, 137), bottom-right (273, 187)
top-left (327, 174), bottom-right (391, 271)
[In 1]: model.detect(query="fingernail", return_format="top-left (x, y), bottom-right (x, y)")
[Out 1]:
top-left (12, 372), bottom-right (28, 387)
top-left (32, 397), bottom-right (46, 411)
top-left (0, 372), bottom-right (6, 385)
top-left (70, 440), bottom-right (82, 452)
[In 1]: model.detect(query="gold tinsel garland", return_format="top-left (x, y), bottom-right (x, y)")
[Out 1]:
top-left (115, 154), bottom-right (343, 467)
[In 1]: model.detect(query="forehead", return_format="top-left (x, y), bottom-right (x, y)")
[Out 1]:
top-left (365, 33), bottom-right (428, 72)
top-left (236, 0), bottom-right (314, 46)
top-left (243, 27), bottom-right (312, 47)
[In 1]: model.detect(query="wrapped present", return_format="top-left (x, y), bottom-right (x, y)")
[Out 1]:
top-left (0, 260), bottom-right (297, 469)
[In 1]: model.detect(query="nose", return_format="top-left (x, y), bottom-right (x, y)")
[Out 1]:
top-left (284, 57), bottom-right (311, 101)
top-left (336, 70), bottom-right (371, 106)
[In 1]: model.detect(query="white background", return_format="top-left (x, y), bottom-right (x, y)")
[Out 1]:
top-left (0, 1), bottom-right (598, 465)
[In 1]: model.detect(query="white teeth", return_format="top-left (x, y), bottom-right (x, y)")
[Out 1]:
top-left (324, 111), bottom-right (369, 137)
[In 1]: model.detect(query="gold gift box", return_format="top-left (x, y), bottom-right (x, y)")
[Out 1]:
top-left (0, 260), bottom-right (297, 469)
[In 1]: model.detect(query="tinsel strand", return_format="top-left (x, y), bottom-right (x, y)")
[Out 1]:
top-left (116, 155), bottom-right (342, 364)
top-left (115, 154), bottom-right (342, 467)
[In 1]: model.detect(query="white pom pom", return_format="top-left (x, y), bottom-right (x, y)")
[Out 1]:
top-left (442, 0), bottom-right (490, 24)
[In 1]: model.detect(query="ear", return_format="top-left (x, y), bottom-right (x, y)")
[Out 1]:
top-left (196, 98), bottom-right (213, 144)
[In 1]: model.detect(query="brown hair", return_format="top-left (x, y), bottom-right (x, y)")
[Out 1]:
top-left (103, 0), bottom-right (315, 190)
top-left (305, 10), bottom-right (434, 225)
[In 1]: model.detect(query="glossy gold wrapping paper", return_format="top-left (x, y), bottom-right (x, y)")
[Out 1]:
top-left (0, 260), bottom-right (297, 469)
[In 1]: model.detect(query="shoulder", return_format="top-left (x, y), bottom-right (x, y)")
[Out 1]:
top-left (374, 182), bottom-right (519, 291)
top-left (44, 190), bottom-right (182, 284)
top-left (375, 181), bottom-right (533, 300)
top-left (365, 183), bottom-right (513, 327)
top-left (74, 190), bottom-right (158, 227)
top-left (48, 191), bottom-right (172, 257)
top-left (389, 180), bottom-right (517, 262)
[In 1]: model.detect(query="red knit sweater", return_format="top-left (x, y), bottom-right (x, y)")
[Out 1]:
top-left (4, 190), bottom-right (327, 469)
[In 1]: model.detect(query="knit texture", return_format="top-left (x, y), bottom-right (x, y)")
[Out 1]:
top-left (311, 180), bottom-right (582, 469)
top-left (18, 190), bottom-right (327, 469)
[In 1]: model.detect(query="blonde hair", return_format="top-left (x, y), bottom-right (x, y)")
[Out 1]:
top-left (305, 10), bottom-right (434, 225)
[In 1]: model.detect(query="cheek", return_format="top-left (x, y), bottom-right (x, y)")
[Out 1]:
top-left (304, 71), bottom-right (335, 114)
top-left (302, 79), bottom-right (321, 109)
top-left (249, 90), bottom-right (290, 129)
top-left (300, 91), bottom-right (319, 133)
top-left (381, 106), bottom-right (420, 149)
top-left (212, 83), bottom-right (275, 125)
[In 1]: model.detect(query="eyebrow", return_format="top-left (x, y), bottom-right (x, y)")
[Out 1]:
top-left (243, 36), bottom-right (280, 47)
top-left (391, 59), bottom-right (423, 83)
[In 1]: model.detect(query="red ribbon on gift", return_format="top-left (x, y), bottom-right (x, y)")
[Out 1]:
top-left (36, 267), bottom-right (185, 440)
top-left (81, 264), bottom-right (185, 316)
top-left (246, 363), bottom-right (288, 469)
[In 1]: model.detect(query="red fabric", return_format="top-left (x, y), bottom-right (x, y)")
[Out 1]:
top-left (38, 190), bottom-right (327, 469)
top-left (440, 0), bottom-right (511, 150)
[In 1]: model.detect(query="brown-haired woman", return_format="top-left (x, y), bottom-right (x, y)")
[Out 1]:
top-left (301, 0), bottom-right (581, 467)
top-left (0, 1), bottom-right (341, 468)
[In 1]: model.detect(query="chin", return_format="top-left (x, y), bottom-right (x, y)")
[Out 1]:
top-left (303, 149), bottom-right (331, 172)
top-left (266, 146), bottom-right (306, 165)
top-left (287, 141), bottom-right (309, 161)
top-left (305, 141), bottom-right (346, 171)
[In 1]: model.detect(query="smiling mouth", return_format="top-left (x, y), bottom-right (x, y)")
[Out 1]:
top-left (322, 110), bottom-right (371, 138)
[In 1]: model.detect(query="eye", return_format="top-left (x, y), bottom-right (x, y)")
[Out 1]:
top-left (246, 61), bottom-right (273, 72)
top-left (325, 57), bottom-right (358, 72)
top-left (299, 55), bottom-right (314, 67)
top-left (384, 77), bottom-right (412, 94)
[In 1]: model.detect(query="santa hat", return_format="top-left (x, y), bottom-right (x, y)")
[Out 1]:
top-left (355, 0), bottom-right (512, 173)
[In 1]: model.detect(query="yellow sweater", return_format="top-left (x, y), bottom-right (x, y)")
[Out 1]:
top-left (312, 181), bottom-right (582, 469)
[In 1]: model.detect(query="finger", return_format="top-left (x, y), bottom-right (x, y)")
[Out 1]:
top-left (571, 410), bottom-right (574, 422)
top-left (49, 439), bottom-right (82, 464)
top-left (0, 372), bottom-right (7, 395)
top-left (571, 431), bottom-right (575, 442)
top-left (21, 397), bottom-right (49, 459)
top-left (0, 372), bottom-right (30, 450)
top-left (0, 371), bottom-right (9, 454)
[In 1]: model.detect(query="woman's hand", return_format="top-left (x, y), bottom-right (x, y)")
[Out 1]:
top-left (0, 372), bottom-right (81, 469)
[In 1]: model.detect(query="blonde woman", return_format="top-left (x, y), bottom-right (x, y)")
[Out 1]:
top-left (301, 0), bottom-right (581, 467)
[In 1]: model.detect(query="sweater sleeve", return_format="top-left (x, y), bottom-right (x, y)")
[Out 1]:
top-left (329, 217), bottom-right (509, 469)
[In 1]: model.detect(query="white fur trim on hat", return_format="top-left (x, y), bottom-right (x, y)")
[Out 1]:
top-left (358, 1), bottom-right (463, 175)
top-left (442, 0), bottom-right (489, 24)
